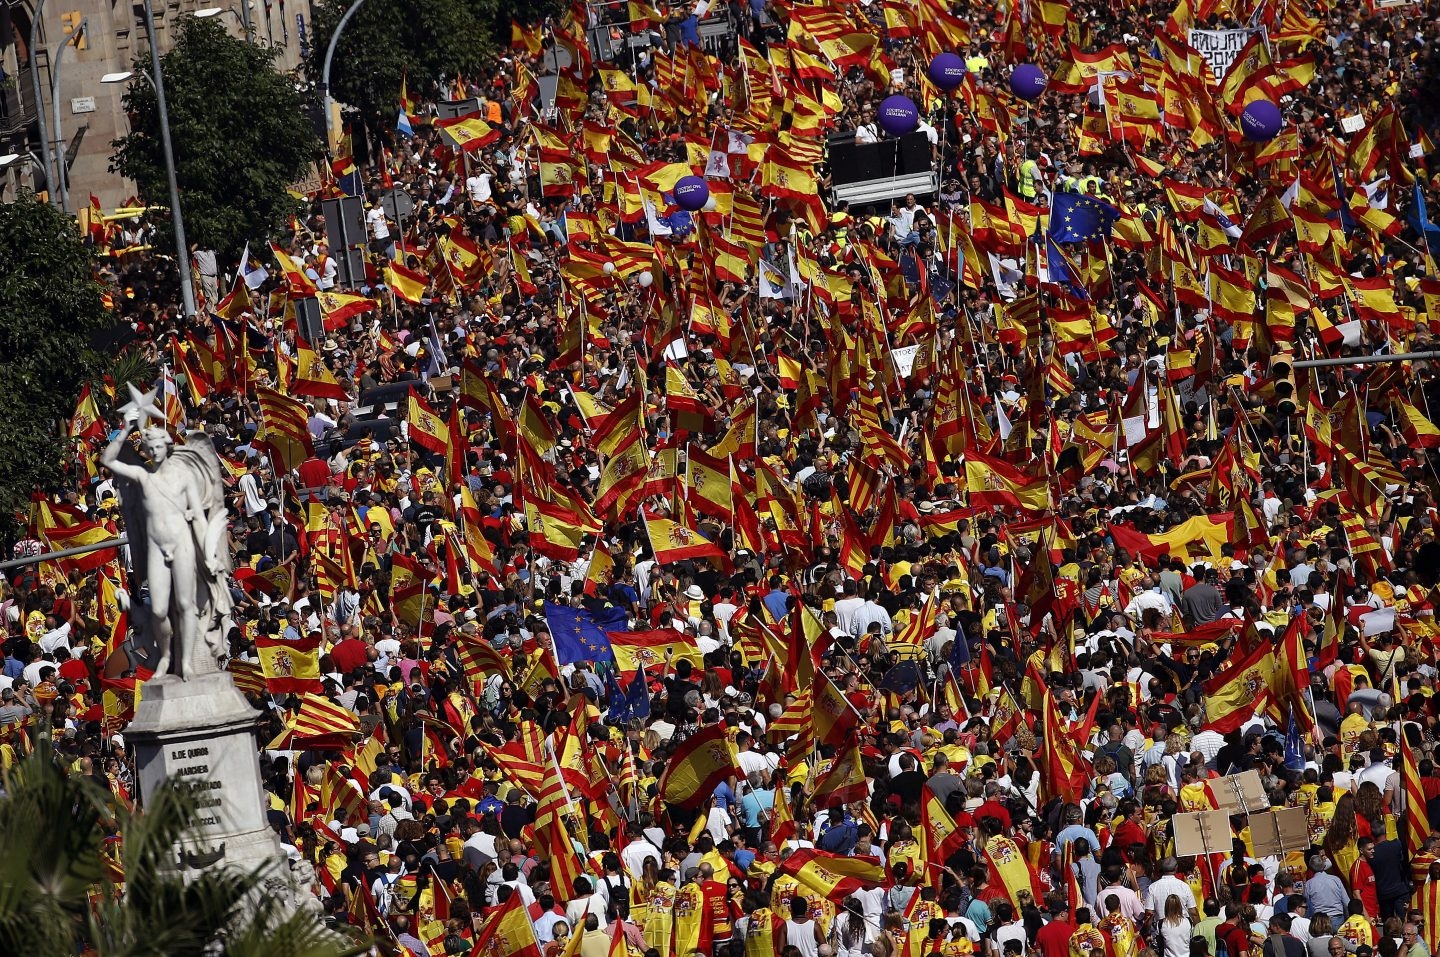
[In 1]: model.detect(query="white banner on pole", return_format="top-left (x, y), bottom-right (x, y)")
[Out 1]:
top-left (1188, 28), bottom-right (1254, 83)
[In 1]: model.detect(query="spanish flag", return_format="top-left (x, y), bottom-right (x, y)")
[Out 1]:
top-left (964, 452), bottom-right (1052, 513)
top-left (1396, 397), bottom-right (1440, 449)
top-left (643, 513), bottom-right (726, 566)
top-left (1040, 683), bottom-right (1089, 804)
top-left (387, 552), bottom-right (431, 631)
top-left (406, 392), bottom-right (451, 456)
top-left (609, 629), bottom-right (704, 675)
top-left (524, 499), bottom-right (586, 563)
top-left (290, 338), bottom-right (347, 401)
top-left (982, 833), bottom-right (1046, 909)
top-left (921, 785), bottom-right (966, 864)
top-left (811, 736), bottom-right (867, 809)
top-left (384, 260), bottom-right (429, 304)
top-left (777, 849), bottom-right (887, 902)
top-left (686, 446), bottom-right (733, 519)
top-left (470, 893), bottom-right (542, 954)
top-left (659, 721), bottom-right (740, 809)
top-left (269, 242), bottom-right (317, 298)
top-left (810, 671), bottom-right (858, 748)
top-left (1201, 634), bottom-right (1276, 733)
top-left (256, 633), bottom-right (323, 693)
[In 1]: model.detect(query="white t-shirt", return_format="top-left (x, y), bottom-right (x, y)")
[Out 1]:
top-left (466, 173), bottom-right (494, 203)
top-left (366, 207), bottom-right (390, 240)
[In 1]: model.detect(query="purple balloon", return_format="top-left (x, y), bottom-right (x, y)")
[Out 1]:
top-left (878, 95), bottom-right (920, 137)
top-left (673, 175), bottom-right (710, 212)
top-left (928, 52), bottom-right (966, 91)
top-left (1240, 99), bottom-right (1283, 142)
top-left (1010, 63), bottom-right (1048, 101)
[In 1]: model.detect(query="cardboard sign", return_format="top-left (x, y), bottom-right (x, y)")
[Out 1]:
top-left (1210, 770), bottom-right (1270, 814)
top-left (1250, 807), bottom-right (1311, 857)
top-left (1174, 809), bottom-right (1233, 857)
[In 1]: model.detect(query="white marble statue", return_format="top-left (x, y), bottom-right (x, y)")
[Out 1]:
top-left (100, 384), bottom-right (234, 679)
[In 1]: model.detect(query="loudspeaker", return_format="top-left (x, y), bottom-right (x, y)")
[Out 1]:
top-left (437, 98), bottom-right (482, 120)
top-left (898, 132), bottom-right (930, 172)
top-left (294, 297), bottom-right (324, 344)
top-left (320, 195), bottom-right (367, 288)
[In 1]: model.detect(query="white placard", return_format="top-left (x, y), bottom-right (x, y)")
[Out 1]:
top-left (890, 344), bottom-right (920, 378)
top-left (71, 96), bottom-right (95, 114)
top-left (1188, 29), bottom-right (1253, 83)
top-left (1411, 144), bottom-right (1425, 158)
top-left (1340, 114), bottom-right (1366, 134)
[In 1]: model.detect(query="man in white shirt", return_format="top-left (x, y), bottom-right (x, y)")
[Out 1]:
top-left (1145, 857), bottom-right (1199, 922)
top-left (620, 823), bottom-right (661, 879)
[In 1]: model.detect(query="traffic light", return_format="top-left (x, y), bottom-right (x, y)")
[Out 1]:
top-left (1271, 345), bottom-right (1297, 416)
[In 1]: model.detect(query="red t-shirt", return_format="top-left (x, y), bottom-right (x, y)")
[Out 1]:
top-left (1037, 919), bottom-right (1077, 957)
top-left (331, 637), bottom-right (369, 674)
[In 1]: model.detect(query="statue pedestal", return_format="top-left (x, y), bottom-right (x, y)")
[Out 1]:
top-left (126, 673), bottom-right (286, 881)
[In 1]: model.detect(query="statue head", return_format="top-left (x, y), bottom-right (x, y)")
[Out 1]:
top-left (141, 427), bottom-right (173, 464)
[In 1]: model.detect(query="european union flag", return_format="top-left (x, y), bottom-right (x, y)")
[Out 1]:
top-left (1409, 183), bottom-right (1440, 249)
top-left (607, 668), bottom-right (651, 723)
top-left (877, 659), bottom-right (924, 695)
top-left (1050, 191), bottom-right (1121, 243)
top-left (1045, 235), bottom-right (1089, 300)
top-left (543, 601), bottom-right (629, 665)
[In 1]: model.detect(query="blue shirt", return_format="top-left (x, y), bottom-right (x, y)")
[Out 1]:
top-left (966, 897), bottom-right (992, 933)
top-left (763, 589), bottom-right (791, 622)
top-left (1056, 824), bottom-right (1102, 851)
top-left (740, 787), bottom-right (774, 829)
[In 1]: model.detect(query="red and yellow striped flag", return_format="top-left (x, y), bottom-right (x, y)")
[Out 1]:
top-left (1405, 729), bottom-right (1431, 858)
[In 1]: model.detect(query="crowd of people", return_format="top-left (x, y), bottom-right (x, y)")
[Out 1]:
top-left (7, 0), bottom-right (1440, 954)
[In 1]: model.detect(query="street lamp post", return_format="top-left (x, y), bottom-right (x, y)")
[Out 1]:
top-left (321, 0), bottom-right (370, 150)
top-left (140, 0), bottom-right (196, 319)
top-left (49, 17), bottom-right (87, 215)
top-left (28, 0), bottom-right (55, 205)
top-left (195, 5), bottom-right (254, 42)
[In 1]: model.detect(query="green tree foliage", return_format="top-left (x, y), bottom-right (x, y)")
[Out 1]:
top-left (0, 194), bottom-right (110, 544)
top-left (307, 0), bottom-right (560, 129)
top-left (0, 734), bottom-right (358, 956)
top-left (110, 18), bottom-right (320, 259)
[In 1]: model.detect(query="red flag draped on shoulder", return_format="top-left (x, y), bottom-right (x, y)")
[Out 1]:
top-left (659, 721), bottom-right (741, 809)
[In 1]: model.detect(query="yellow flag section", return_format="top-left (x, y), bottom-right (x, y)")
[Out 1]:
top-left (658, 722), bottom-right (741, 809)
top-left (468, 893), bottom-right (541, 956)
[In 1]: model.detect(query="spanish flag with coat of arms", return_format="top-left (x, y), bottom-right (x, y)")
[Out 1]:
top-left (982, 831), bottom-right (1046, 909)
top-left (659, 721), bottom-right (741, 809)
top-left (256, 633), bottom-right (323, 693)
